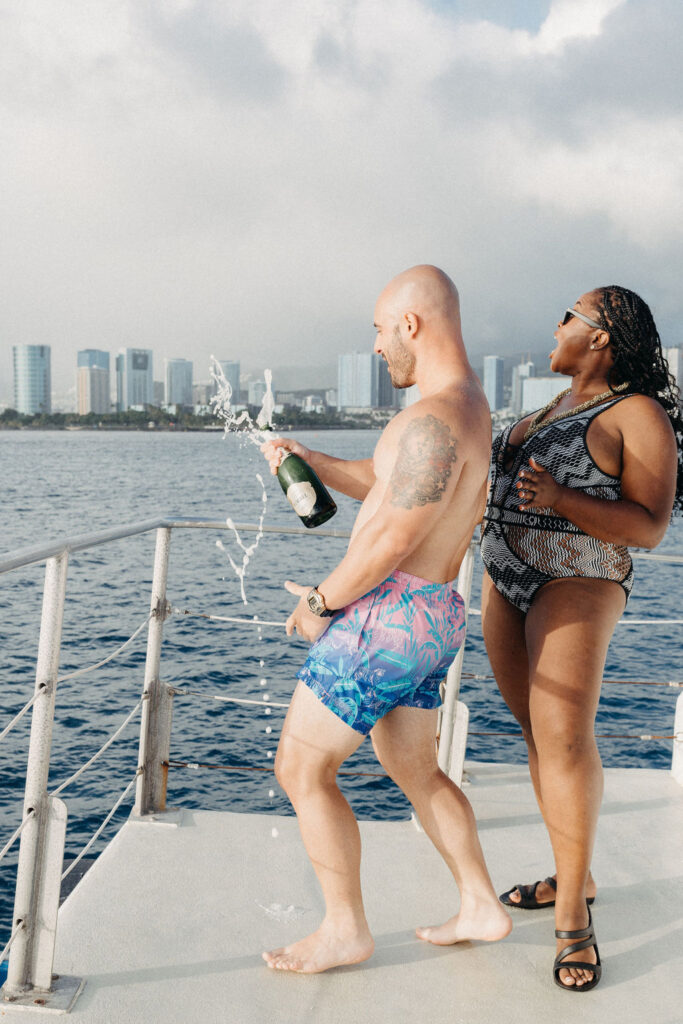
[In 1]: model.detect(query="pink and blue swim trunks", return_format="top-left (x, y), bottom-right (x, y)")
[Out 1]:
top-left (297, 569), bottom-right (466, 735)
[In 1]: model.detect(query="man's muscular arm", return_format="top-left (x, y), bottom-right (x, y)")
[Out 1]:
top-left (261, 436), bottom-right (375, 500)
top-left (317, 412), bottom-right (460, 609)
top-left (388, 414), bottom-right (458, 508)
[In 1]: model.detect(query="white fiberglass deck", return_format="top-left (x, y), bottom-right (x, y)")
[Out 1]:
top-left (11, 762), bottom-right (683, 1024)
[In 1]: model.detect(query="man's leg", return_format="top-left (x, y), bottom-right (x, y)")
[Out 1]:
top-left (370, 706), bottom-right (511, 944)
top-left (262, 681), bottom-right (374, 973)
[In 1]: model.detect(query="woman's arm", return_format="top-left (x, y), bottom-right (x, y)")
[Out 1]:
top-left (517, 397), bottom-right (677, 549)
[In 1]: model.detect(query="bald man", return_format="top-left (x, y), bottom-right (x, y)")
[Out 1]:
top-left (260, 265), bottom-right (511, 973)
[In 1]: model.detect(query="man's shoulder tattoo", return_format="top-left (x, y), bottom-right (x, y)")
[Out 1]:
top-left (389, 413), bottom-right (458, 509)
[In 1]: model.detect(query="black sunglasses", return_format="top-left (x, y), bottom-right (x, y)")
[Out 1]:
top-left (561, 308), bottom-right (603, 330)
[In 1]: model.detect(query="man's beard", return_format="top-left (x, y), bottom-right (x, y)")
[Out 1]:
top-left (386, 326), bottom-right (416, 389)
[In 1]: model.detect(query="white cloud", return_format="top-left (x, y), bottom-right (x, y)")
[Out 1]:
top-left (0, 0), bottom-right (681, 399)
top-left (500, 116), bottom-right (683, 246)
top-left (534, 0), bottom-right (627, 52)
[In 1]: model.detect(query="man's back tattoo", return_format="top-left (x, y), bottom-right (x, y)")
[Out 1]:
top-left (389, 414), bottom-right (458, 508)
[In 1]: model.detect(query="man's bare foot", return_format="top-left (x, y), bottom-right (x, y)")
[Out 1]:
top-left (416, 896), bottom-right (512, 946)
top-left (262, 920), bottom-right (374, 974)
top-left (506, 873), bottom-right (597, 907)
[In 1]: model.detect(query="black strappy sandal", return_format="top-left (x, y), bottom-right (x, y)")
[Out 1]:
top-left (499, 875), bottom-right (596, 910)
top-left (499, 875), bottom-right (557, 909)
top-left (553, 907), bottom-right (602, 992)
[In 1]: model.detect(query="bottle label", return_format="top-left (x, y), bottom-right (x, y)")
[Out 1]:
top-left (286, 481), bottom-right (317, 517)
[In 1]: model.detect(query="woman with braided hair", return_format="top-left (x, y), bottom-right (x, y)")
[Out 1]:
top-left (480, 285), bottom-right (682, 991)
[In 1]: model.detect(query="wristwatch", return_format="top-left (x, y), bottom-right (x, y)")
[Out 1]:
top-left (306, 587), bottom-right (334, 617)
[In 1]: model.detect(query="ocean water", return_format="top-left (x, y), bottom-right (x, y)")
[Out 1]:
top-left (0, 428), bottom-right (681, 938)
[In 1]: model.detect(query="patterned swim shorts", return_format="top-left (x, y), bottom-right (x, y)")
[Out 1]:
top-left (297, 569), bottom-right (466, 735)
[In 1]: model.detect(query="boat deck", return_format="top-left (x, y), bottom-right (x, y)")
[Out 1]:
top-left (7, 762), bottom-right (683, 1023)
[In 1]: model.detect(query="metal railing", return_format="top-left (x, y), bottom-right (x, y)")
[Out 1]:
top-left (0, 515), bottom-right (681, 1012)
top-left (0, 517), bottom-right (410, 1012)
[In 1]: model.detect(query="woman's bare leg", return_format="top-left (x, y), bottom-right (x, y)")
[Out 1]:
top-left (481, 572), bottom-right (536, 787)
top-left (481, 573), bottom-right (596, 908)
top-left (525, 578), bottom-right (624, 986)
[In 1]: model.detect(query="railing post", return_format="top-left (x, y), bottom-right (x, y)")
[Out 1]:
top-left (438, 541), bottom-right (476, 785)
top-left (134, 528), bottom-right (174, 817)
top-left (3, 553), bottom-right (84, 1011)
top-left (672, 691), bottom-right (683, 786)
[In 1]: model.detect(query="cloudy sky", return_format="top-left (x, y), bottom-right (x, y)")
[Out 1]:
top-left (1, 0), bottom-right (681, 401)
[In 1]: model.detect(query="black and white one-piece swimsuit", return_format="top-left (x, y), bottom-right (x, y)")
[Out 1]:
top-left (481, 396), bottom-right (634, 614)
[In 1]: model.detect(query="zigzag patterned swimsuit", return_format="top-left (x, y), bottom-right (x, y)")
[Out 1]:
top-left (481, 396), bottom-right (634, 614)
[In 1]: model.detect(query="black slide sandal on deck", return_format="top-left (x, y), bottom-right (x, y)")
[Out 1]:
top-left (553, 907), bottom-right (602, 992)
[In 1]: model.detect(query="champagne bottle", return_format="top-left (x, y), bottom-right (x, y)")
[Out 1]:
top-left (277, 452), bottom-right (337, 528)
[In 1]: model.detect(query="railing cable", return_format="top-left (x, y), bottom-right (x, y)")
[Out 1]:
top-left (168, 759), bottom-right (389, 778)
top-left (0, 691), bottom-right (41, 745)
top-left (57, 614), bottom-right (152, 684)
top-left (60, 775), bottom-right (137, 883)
top-left (172, 604), bottom-right (683, 629)
top-left (0, 919), bottom-right (26, 968)
top-left (50, 701), bottom-right (143, 797)
top-left (172, 608), bottom-right (286, 628)
top-left (0, 809), bottom-right (36, 866)
top-left (460, 671), bottom-right (683, 688)
top-left (172, 688), bottom-right (289, 709)
top-left (468, 730), bottom-right (679, 741)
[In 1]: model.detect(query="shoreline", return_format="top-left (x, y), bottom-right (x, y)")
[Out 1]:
top-left (0, 422), bottom-right (384, 433)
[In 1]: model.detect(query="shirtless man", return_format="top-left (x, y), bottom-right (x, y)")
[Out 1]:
top-left (260, 265), bottom-right (511, 974)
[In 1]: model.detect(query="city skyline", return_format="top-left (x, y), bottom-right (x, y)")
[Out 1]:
top-left (1, 1), bottom-right (681, 400)
top-left (12, 340), bottom-right (682, 418)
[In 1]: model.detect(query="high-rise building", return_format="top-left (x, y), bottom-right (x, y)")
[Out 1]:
top-left (302, 395), bottom-right (324, 413)
top-left (511, 360), bottom-right (535, 414)
top-left (165, 358), bottom-right (193, 408)
top-left (192, 383), bottom-right (213, 406)
top-left (77, 349), bottom-right (110, 415)
top-left (664, 346), bottom-right (682, 392)
top-left (522, 375), bottom-right (571, 412)
top-left (400, 384), bottom-right (421, 408)
top-left (248, 380), bottom-right (266, 407)
top-left (483, 355), bottom-right (504, 412)
top-left (116, 349), bottom-right (153, 411)
top-left (337, 353), bottom-right (398, 409)
top-left (217, 361), bottom-right (241, 402)
top-left (13, 345), bottom-right (51, 415)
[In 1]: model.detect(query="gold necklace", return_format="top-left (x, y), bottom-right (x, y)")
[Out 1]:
top-left (522, 382), bottom-right (630, 442)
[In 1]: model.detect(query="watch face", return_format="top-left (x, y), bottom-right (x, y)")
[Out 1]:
top-left (307, 589), bottom-right (325, 615)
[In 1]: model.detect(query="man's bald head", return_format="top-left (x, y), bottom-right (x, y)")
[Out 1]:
top-left (376, 265), bottom-right (460, 329)
top-left (373, 266), bottom-right (465, 390)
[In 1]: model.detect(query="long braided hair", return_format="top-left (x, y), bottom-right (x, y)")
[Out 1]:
top-left (593, 285), bottom-right (683, 514)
